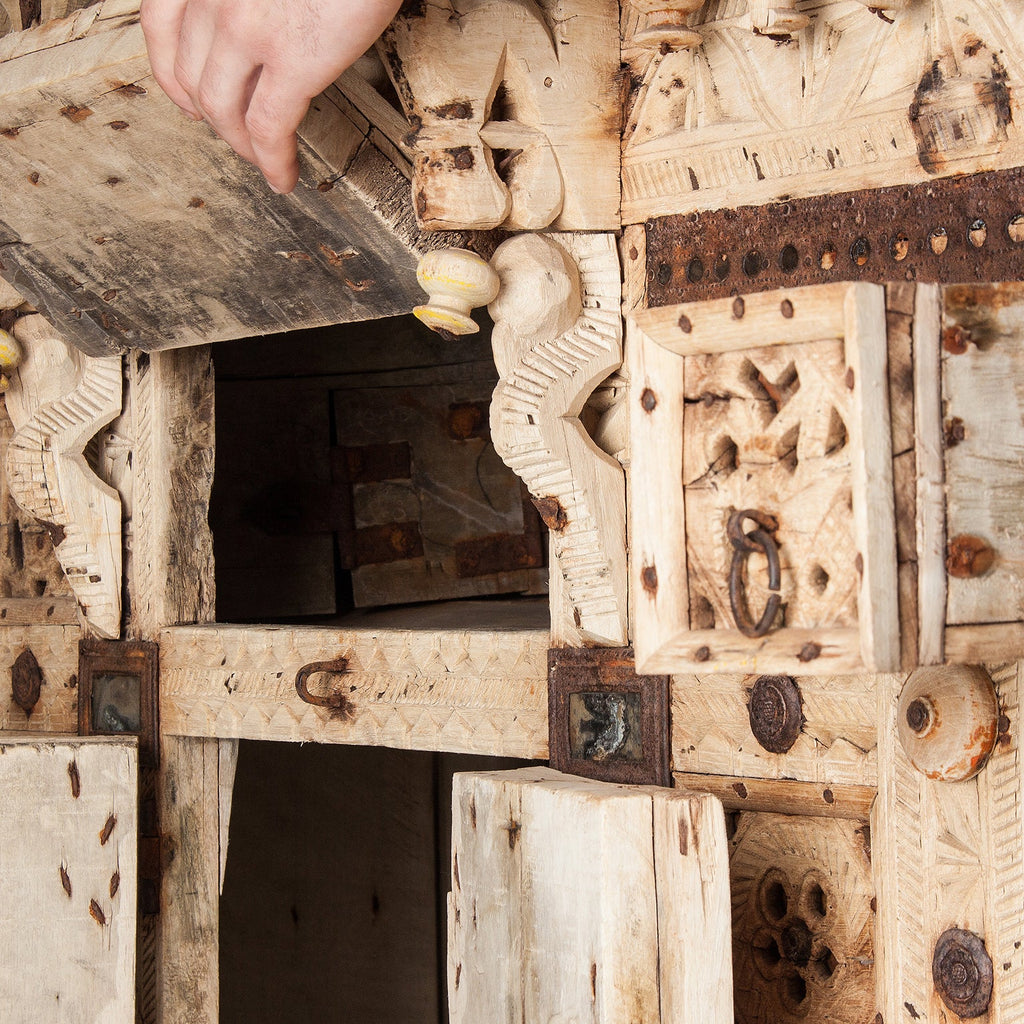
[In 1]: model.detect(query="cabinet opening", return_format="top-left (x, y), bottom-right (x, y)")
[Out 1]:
top-left (209, 313), bottom-right (550, 631)
top-left (219, 741), bottom-right (537, 1024)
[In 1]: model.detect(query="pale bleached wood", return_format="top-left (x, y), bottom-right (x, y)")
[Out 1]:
top-left (914, 283), bottom-right (945, 665)
top-left (631, 284), bottom-right (849, 357)
top-left (379, 0), bottom-right (619, 232)
top-left (0, 736), bottom-right (137, 1022)
top-left (125, 347), bottom-right (214, 639)
top-left (157, 735), bottom-right (220, 1024)
top-left (845, 283), bottom-right (899, 672)
top-left (672, 772), bottom-right (875, 820)
top-left (619, 223), bottom-right (647, 317)
top-left (945, 623), bottom-right (1024, 664)
top-left (627, 307), bottom-right (687, 670)
top-left (488, 233), bottom-right (626, 645)
top-left (217, 739), bottom-right (238, 897)
top-left (942, 284), bottom-right (1024, 628)
top-left (0, 623), bottom-right (81, 732)
top-left (4, 313), bottom-right (122, 637)
top-left (632, 283), bottom-right (897, 675)
top-left (670, 671), bottom-right (879, 788)
top-left (621, 6), bottom-right (1024, 222)
top-left (871, 665), bottom-right (1021, 1024)
top-left (448, 767), bottom-right (730, 1024)
top-left (159, 624), bottom-right (550, 758)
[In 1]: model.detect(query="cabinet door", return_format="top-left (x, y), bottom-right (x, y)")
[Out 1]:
top-left (448, 766), bottom-right (732, 1024)
top-left (0, 736), bottom-right (137, 1023)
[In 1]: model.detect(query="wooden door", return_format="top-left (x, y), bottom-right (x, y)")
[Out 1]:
top-left (0, 736), bottom-right (137, 1022)
top-left (448, 766), bottom-right (733, 1024)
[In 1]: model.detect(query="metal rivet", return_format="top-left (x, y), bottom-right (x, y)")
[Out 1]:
top-left (678, 313), bottom-right (692, 333)
top-left (641, 565), bottom-right (658, 593)
top-left (640, 388), bottom-right (658, 412)
top-left (930, 227), bottom-right (948, 255)
top-left (968, 219), bottom-right (987, 248)
top-left (933, 928), bottom-right (993, 1019)
top-left (748, 675), bottom-right (803, 753)
top-left (732, 296), bottom-right (746, 319)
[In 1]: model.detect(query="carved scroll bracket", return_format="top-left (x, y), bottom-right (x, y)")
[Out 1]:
top-left (487, 233), bottom-right (627, 646)
top-left (4, 314), bottom-right (122, 638)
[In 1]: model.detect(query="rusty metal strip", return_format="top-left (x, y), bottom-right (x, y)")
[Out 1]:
top-left (645, 168), bottom-right (1024, 308)
top-left (548, 647), bottom-right (670, 787)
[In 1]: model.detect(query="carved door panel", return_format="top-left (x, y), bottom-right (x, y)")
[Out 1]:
top-left (447, 766), bottom-right (732, 1023)
top-left (629, 281), bottom-right (899, 676)
top-left (0, 736), bottom-right (137, 1022)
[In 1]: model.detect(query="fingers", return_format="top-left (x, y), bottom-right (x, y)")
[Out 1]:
top-left (194, 50), bottom-right (262, 167)
top-left (243, 71), bottom-right (310, 194)
top-left (139, 0), bottom-right (202, 118)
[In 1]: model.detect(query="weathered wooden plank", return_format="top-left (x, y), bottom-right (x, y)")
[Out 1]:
top-left (0, 622), bottom-right (80, 731)
top-left (0, 736), bottom-right (137, 1023)
top-left (448, 767), bottom-right (730, 1023)
top-left (159, 622), bottom-right (550, 759)
top-left (0, 18), bottom-right (431, 355)
top-left (670, 671), bottom-right (879, 788)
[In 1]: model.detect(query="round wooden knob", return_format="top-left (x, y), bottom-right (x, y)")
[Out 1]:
top-left (750, 0), bottom-right (809, 35)
top-left (897, 666), bottom-right (999, 782)
top-left (631, 0), bottom-right (703, 49)
top-left (0, 327), bottom-right (23, 369)
top-left (413, 248), bottom-right (500, 336)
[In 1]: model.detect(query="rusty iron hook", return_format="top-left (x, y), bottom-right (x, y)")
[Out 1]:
top-left (295, 656), bottom-right (353, 718)
top-left (727, 509), bottom-right (782, 638)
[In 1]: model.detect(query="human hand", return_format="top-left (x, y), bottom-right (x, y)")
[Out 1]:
top-left (140, 0), bottom-right (403, 193)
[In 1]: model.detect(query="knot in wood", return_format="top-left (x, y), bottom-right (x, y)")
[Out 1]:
top-left (748, 675), bottom-right (802, 753)
top-left (932, 928), bottom-right (992, 1019)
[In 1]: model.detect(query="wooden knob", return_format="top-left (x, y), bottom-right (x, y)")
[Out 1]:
top-left (897, 666), bottom-right (999, 782)
top-left (0, 327), bottom-right (23, 392)
top-left (631, 0), bottom-right (703, 49)
top-left (413, 248), bottom-right (500, 336)
top-left (749, 0), bottom-right (808, 35)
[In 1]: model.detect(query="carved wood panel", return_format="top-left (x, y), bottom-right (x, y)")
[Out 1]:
top-left (379, 0), bottom-right (620, 232)
top-left (730, 810), bottom-right (875, 1024)
top-left (629, 282), bottom-right (898, 675)
top-left (622, 1), bottom-right (1024, 223)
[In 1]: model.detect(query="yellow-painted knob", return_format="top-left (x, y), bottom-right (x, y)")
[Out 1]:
top-left (414, 248), bottom-right (501, 336)
top-left (0, 327), bottom-right (23, 371)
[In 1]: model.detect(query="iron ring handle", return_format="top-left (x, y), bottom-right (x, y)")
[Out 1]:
top-left (727, 513), bottom-right (782, 639)
top-left (295, 656), bottom-right (352, 716)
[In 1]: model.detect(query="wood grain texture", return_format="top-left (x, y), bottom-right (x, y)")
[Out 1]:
top-left (942, 283), bottom-right (1024, 629)
top-left (4, 313), bottom-right (122, 637)
top-left (872, 663), bottom-right (1023, 1023)
top-left (379, 0), bottom-right (620, 231)
top-left (157, 735), bottom-right (220, 1024)
top-left (159, 623), bottom-right (550, 758)
top-left (448, 767), bottom-right (731, 1024)
top-left (0, 16), bottom-right (431, 356)
top-left (670, 671), bottom-right (879, 787)
top-left (630, 282), bottom-right (899, 675)
top-left (124, 346), bottom-right (215, 639)
top-left (0, 736), bottom-right (137, 1023)
top-left (488, 233), bottom-right (626, 645)
top-left (621, 2), bottom-right (1024, 222)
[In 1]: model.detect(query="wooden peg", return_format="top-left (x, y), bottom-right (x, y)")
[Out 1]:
top-left (749, 0), bottom-right (808, 36)
top-left (413, 248), bottom-right (501, 336)
top-left (631, 0), bottom-right (703, 50)
top-left (897, 665), bottom-right (999, 782)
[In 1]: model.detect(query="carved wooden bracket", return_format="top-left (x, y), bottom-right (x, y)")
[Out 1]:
top-left (487, 233), bottom-right (626, 645)
top-left (379, 0), bottom-right (619, 232)
top-left (4, 315), bottom-right (122, 637)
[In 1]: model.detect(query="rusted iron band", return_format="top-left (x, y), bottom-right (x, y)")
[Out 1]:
top-left (645, 168), bottom-right (1024, 307)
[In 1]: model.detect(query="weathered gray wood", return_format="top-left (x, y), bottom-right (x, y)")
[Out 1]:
top-left (0, 736), bottom-right (137, 1023)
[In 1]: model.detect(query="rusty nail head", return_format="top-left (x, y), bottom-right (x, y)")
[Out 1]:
top-left (12, 647), bottom-right (42, 716)
top-left (678, 313), bottom-right (692, 333)
top-left (748, 675), bottom-right (803, 754)
top-left (640, 387), bottom-right (657, 412)
top-left (933, 928), bottom-right (993, 1019)
top-left (944, 325), bottom-right (972, 354)
top-left (906, 697), bottom-right (933, 736)
top-left (946, 535), bottom-right (996, 578)
top-left (641, 565), bottom-right (658, 593)
top-left (797, 642), bottom-right (822, 662)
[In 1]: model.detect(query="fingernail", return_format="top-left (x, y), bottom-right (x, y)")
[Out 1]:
top-left (267, 182), bottom-right (283, 194)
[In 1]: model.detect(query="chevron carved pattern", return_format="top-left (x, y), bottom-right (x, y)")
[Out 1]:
top-left (4, 315), bottom-right (122, 638)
